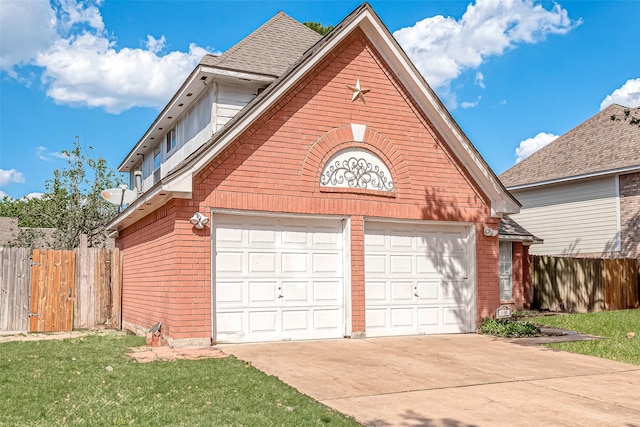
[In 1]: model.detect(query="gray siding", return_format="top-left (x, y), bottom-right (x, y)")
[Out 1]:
top-left (509, 176), bottom-right (619, 256)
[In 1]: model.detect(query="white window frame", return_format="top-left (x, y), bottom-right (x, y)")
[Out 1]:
top-left (153, 145), bottom-right (161, 171)
top-left (499, 241), bottom-right (513, 301)
top-left (165, 128), bottom-right (177, 153)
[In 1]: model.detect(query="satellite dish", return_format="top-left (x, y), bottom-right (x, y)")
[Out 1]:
top-left (101, 185), bottom-right (137, 210)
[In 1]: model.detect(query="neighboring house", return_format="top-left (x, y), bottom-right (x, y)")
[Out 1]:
top-left (108, 4), bottom-right (521, 346)
top-left (500, 104), bottom-right (640, 261)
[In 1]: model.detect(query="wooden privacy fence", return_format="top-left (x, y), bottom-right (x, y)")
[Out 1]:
top-left (0, 244), bottom-right (122, 333)
top-left (532, 255), bottom-right (639, 312)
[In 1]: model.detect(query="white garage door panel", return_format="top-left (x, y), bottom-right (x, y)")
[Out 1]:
top-left (365, 221), bottom-right (473, 337)
top-left (215, 215), bottom-right (345, 343)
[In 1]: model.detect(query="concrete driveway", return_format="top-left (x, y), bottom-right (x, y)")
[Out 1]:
top-left (219, 334), bottom-right (640, 426)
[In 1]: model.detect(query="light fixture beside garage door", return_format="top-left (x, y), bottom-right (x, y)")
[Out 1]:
top-left (483, 226), bottom-right (498, 237)
top-left (189, 212), bottom-right (209, 229)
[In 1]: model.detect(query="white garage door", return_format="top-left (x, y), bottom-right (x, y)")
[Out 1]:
top-left (365, 221), bottom-right (474, 337)
top-left (214, 214), bottom-right (345, 343)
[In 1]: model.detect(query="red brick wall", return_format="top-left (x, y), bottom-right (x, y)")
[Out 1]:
top-left (118, 30), bottom-right (501, 340)
top-left (476, 221), bottom-right (500, 321)
top-left (118, 201), bottom-right (211, 341)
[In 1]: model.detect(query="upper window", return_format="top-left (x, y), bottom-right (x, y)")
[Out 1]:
top-left (165, 128), bottom-right (177, 153)
top-left (153, 145), bottom-right (161, 171)
top-left (320, 147), bottom-right (394, 192)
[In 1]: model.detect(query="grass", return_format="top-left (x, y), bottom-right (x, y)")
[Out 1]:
top-left (532, 309), bottom-right (640, 365)
top-left (0, 333), bottom-right (359, 427)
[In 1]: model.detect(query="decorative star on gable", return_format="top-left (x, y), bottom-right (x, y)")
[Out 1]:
top-left (347, 79), bottom-right (371, 103)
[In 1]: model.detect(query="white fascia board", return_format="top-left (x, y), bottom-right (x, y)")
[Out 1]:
top-left (162, 172), bottom-right (193, 196)
top-left (107, 185), bottom-right (163, 230)
top-left (208, 67), bottom-right (276, 83)
top-left (506, 165), bottom-right (640, 191)
top-left (498, 235), bottom-right (543, 246)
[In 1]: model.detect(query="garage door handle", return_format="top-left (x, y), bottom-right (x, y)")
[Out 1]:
top-left (278, 295), bottom-right (284, 299)
top-left (414, 293), bottom-right (419, 298)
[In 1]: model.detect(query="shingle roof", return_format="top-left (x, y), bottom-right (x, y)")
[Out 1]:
top-left (499, 104), bottom-right (640, 188)
top-left (499, 215), bottom-right (542, 243)
top-left (200, 12), bottom-right (322, 77)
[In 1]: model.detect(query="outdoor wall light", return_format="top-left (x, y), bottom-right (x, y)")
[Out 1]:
top-left (483, 226), bottom-right (498, 237)
top-left (189, 212), bottom-right (209, 229)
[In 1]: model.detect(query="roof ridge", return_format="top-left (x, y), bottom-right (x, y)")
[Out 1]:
top-left (198, 11), bottom-right (321, 77)
top-left (216, 12), bottom-right (288, 64)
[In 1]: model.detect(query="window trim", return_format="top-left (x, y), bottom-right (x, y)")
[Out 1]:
top-left (499, 241), bottom-right (513, 301)
top-left (153, 145), bottom-right (161, 171)
top-left (165, 128), bottom-right (177, 153)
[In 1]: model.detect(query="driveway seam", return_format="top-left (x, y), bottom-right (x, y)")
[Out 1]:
top-left (319, 368), bottom-right (640, 402)
top-left (525, 377), bottom-right (640, 415)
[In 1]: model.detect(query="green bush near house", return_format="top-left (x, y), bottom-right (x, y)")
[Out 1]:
top-left (478, 317), bottom-right (541, 337)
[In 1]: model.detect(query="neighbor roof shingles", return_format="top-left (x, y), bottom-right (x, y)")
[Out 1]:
top-left (499, 104), bottom-right (640, 188)
top-left (199, 12), bottom-right (322, 77)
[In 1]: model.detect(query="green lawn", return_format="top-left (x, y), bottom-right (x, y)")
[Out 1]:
top-left (0, 333), bottom-right (359, 427)
top-left (532, 309), bottom-right (640, 365)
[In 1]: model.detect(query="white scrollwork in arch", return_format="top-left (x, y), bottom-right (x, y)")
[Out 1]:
top-left (320, 148), bottom-right (394, 191)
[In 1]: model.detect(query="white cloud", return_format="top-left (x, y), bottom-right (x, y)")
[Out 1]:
top-left (0, 0), bottom-right (57, 77)
top-left (37, 35), bottom-right (208, 113)
top-left (2, 0), bottom-right (210, 113)
top-left (515, 132), bottom-right (558, 163)
top-left (460, 96), bottom-right (481, 109)
top-left (475, 71), bottom-right (485, 89)
top-left (36, 145), bottom-right (68, 162)
top-left (0, 168), bottom-right (26, 186)
top-left (394, 0), bottom-right (578, 90)
top-left (600, 78), bottom-right (640, 110)
top-left (25, 192), bottom-right (45, 200)
top-left (55, 0), bottom-right (105, 33)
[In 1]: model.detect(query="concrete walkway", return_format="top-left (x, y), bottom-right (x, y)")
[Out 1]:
top-left (219, 334), bottom-right (640, 427)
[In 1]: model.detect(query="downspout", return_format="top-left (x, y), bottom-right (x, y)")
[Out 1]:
top-left (211, 81), bottom-right (219, 133)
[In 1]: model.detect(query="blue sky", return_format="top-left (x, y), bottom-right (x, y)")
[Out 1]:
top-left (1, 0), bottom-right (639, 199)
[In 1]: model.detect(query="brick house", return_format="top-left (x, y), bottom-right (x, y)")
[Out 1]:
top-left (108, 4), bottom-right (521, 346)
top-left (500, 104), bottom-right (640, 261)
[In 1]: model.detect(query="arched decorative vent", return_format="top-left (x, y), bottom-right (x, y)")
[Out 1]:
top-left (320, 148), bottom-right (394, 191)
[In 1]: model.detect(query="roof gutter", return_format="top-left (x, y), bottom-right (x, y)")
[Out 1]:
top-left (498, 234), bottom-right (543, 245)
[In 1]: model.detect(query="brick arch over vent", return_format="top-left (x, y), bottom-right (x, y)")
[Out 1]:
top-left (301, 124), bottom-right (409, 195)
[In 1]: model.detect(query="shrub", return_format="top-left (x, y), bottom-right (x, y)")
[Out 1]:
top-left (479, 317), bottom-right (541, 337)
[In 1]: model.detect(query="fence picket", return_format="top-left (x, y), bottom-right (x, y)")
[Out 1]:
top-left (0, 247), bottom-right (31, 332)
